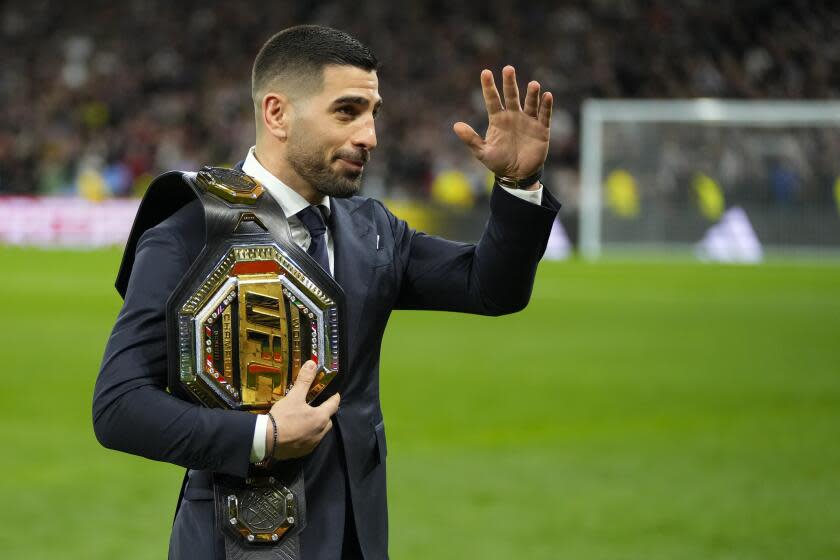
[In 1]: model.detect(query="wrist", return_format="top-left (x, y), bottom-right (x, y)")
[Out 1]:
top-left (495, 166), bottom-right (543, 190)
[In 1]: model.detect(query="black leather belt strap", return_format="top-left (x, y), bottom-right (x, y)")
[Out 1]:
top-left (181, 169), bottom-right (337, 297)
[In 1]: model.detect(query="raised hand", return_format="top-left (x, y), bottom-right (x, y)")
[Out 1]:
top-left (453, 66), bottom-right (552, 185)
top-left (266, 360), bottom-right (340, 460)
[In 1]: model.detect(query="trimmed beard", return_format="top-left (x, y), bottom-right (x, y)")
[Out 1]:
top-left (285, 133), bottom-right (364, 199)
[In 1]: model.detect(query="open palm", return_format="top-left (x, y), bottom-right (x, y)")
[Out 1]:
top-left (454, 66), bottom-right (553, 182)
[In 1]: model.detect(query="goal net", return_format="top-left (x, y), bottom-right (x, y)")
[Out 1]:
top-left (579, 100), bottom-right (840, 260)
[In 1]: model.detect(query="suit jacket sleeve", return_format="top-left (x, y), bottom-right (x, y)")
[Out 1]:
top-left (390, 184), bottom-right (560, 315)
top-left (92, 224), bottom-right (257, 478)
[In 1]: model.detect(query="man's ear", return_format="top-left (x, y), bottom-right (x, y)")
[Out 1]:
top-left (262, 92), bottom-right (291, 141)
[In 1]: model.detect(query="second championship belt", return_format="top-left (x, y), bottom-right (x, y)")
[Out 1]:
top-left (164, 167), bottom-right (345, 559)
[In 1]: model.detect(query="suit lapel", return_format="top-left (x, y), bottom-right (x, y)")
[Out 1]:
top-left (330, 197), bottom-right (376, 357)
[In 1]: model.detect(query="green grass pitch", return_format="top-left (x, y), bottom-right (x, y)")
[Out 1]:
top-left (1, 247), bottom-right (839, 559)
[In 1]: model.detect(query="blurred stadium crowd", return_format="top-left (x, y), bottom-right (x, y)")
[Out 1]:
top-left (1, 0), bottom-right (839, 204)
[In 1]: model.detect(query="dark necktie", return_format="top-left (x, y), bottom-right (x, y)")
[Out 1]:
top-left (296, 205), bottom-right (331, 276)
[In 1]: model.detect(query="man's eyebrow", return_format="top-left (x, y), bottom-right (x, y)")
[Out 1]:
top-left (332, 96), bottom-right (384, 113)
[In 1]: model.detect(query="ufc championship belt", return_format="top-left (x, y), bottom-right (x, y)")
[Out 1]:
top-left (116, 167), bottom-right (345, 559)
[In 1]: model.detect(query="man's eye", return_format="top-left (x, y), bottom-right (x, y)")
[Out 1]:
top-left (337, 106), bottom-right (356, 116)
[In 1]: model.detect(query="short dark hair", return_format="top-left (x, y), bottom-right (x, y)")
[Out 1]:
top-left (251, 25), bottom-right (379, 103)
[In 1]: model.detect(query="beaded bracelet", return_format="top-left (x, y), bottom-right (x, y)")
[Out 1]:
top-left (266, 412), bottom-right (279, 461)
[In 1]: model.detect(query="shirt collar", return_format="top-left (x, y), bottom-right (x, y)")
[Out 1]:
top-left (241, 146), bottom-right (331, 219)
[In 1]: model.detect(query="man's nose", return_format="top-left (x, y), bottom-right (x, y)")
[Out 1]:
top-left (351, 121), bottom-right (377, 151)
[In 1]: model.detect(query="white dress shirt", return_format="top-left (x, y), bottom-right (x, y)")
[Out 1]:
top-left (242, 147), bottom-right (543, 462)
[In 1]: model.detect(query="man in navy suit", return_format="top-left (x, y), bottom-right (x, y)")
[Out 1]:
top-left (93, 25), bottom-right (560, 559)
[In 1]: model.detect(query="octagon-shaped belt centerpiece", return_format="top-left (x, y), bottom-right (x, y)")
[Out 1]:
top-left (175, 241), bottom-right (340, 410)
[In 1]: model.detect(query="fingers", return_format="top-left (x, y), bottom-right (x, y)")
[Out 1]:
top-left (480, 69), bottom-right (503, 115)
top-left (481, 66), bottom-right (550, 123)
top-left (538, 92), bottom-right (553, 128)
top-left (317, 392), bottom-right (341, 418)
top-left (313, 405), bottom-right (337, 447)
top-left (523, 81), bottom-right (540, 118)
top-left (453, 122), bottom-right (484, 155)
top-left (319, 418), bottom-right (334, 439)
top-left (502, 65), bottom-right (521, 112)
top-left (288, 360), bottom-right (318, 399)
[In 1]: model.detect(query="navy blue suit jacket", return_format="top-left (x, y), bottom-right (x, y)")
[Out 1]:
top-left (93, 182), bottom-right (560, 559)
